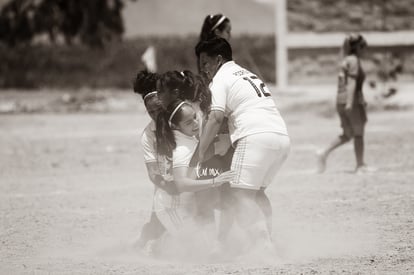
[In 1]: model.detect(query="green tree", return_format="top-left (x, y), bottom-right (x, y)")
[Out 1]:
top-left (0, 0), bottom-right (135, 47)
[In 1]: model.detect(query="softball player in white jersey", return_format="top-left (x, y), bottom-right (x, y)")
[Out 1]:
top-left (208, 60), bottom-right (289, 190)
top-left (196, 38), bottom-right (290, 253)
top-left (142, 101), bottom-right (203, 238)
top-left (133, 70), bottom-right (177, 249)
top-left (154, 100), bottom-right (235, 237)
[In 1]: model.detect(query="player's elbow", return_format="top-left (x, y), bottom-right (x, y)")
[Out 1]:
top-left (210, 110), bottom-right (224, 125)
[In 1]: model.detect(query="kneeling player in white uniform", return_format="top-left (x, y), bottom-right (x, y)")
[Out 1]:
top-left (134, 71), bottom-right (179, 252)
top-left (154, 100), bottom-right (235, 245)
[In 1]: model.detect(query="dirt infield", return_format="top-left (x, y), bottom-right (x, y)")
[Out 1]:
top-left (1, 88), bottom-right (414, 274)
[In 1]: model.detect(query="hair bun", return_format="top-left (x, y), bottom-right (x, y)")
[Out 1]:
top-left (133, 70), bottom-right (158, 97)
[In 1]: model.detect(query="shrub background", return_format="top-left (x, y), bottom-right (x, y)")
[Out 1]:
top-left (1, 35), bottom-right (413, 89)
top-left (1, 0), bottom-right (414, 89)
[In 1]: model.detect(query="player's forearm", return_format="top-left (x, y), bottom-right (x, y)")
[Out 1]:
top-left (146, 164), bottom-right (163, 187)
top-left (146, 163), bottom-right (177, 193)
top-left (150, 174), bottom-right (178, 194)
top-left (199, 123), bottom-right (219, 157)
top-left (174, 177), bottom-right (215, 192)
top-left (199, 114), bottom-right (223, 159)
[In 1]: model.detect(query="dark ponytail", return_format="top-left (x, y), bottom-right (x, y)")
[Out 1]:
top-left (155, 110), bottom-right (175, 159)
top-left (177, 70), bottom-right (211, 113)
top-left (174, 71), bottom-right (212, 115)
top-left (158, 70), bottom-right (197, 102)
top-left (181, 70), bottom-right (196, 100)
top-left (155, 100), bottom-right (188, 159)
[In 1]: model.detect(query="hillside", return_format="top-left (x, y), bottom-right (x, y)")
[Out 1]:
top-left (123, 0), bottom-right (414, 38)
top-left (288, 0), bottom-right (414, 32)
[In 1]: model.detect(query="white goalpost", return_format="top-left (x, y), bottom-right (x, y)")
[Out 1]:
top-left (275, 0), bottom-right (288, 90)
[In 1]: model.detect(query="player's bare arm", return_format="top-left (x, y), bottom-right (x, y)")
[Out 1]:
top-left (172, 166), bottom-right (234, 192)
top-left (199, 110), bottom-right (225, 161)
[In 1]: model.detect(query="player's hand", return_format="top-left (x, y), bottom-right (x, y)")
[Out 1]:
top-left (213, 170), bottom-right (236, 186)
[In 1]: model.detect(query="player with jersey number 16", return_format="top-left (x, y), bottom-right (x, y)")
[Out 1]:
top-left (195, 37), bottom-right (290, 257)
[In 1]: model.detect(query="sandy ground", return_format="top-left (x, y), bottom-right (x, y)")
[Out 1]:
top-left (1, 85), bottom-right (414, 274)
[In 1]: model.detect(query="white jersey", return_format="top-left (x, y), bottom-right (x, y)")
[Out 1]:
top-left (141, 121), bottom-right (172, 180)
top-left (141, 121), bottom-right (157, 163)
top-left (168, 130), bottom-right (199, 208)
top-left (172, 130), bottom-right (198, 169)
top-left (209, 61), bottom-right (288, 143)
top-left (141, 121), bottom-right (176, 213)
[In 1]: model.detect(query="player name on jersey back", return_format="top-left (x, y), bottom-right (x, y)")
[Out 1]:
top-left (210, 61), bottom-right (288, 142)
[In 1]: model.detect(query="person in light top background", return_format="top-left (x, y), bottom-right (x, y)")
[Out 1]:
top-left (316, 33), bottom-right (376, 174)
top-left (199, 13), bottom-right (231, 44)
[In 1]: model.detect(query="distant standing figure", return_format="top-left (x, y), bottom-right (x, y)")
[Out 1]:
top-left (199, 14), bottom-right (231, 42)
top-left (317, 34), bottom-right (375, 173)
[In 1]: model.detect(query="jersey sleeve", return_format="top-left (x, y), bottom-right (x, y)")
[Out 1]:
top-left (209, 77), bottom-right (227, 112)
top-left (141, 130), bottom-right (157, 163)
top-left (344, 56), bottom-right (359, 78)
